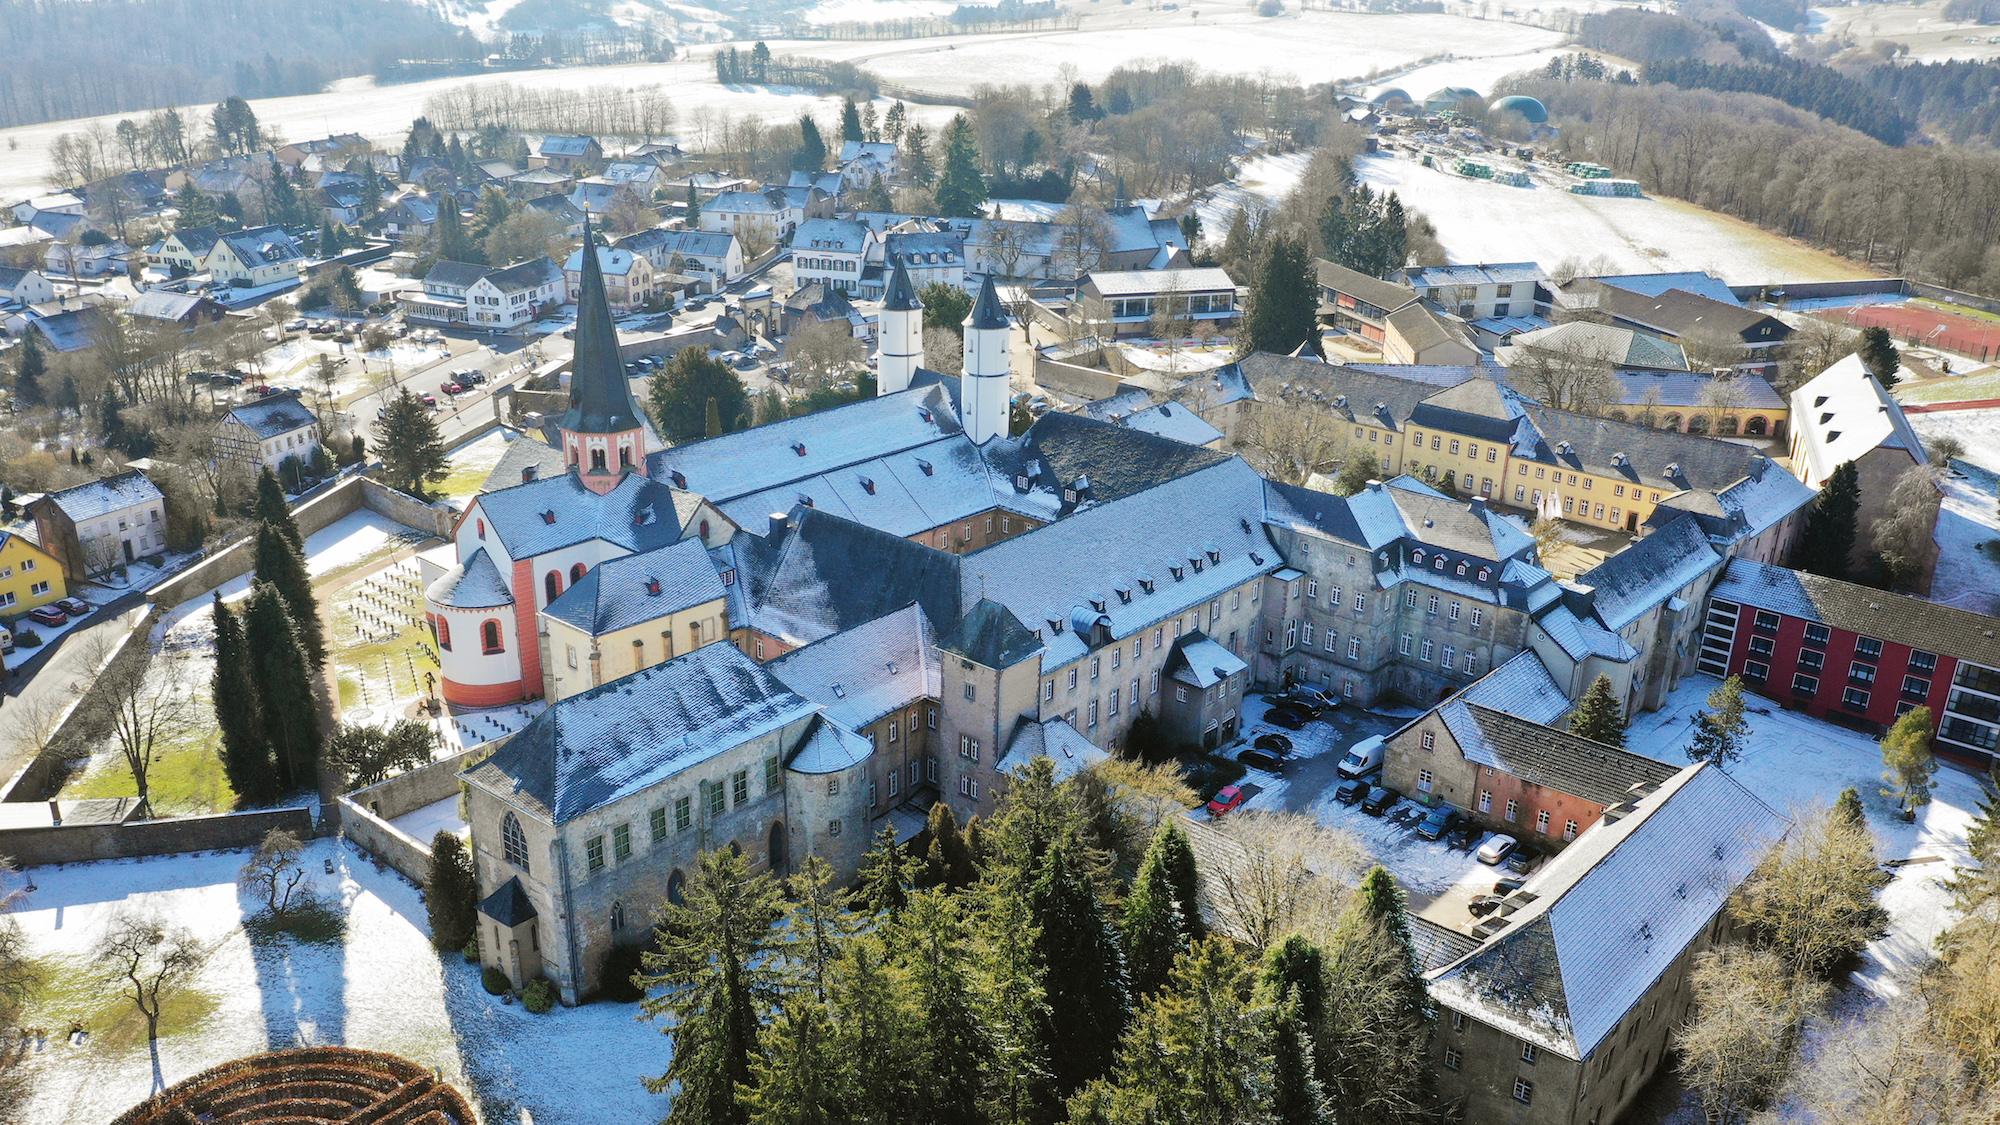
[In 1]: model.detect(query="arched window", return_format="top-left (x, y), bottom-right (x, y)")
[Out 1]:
top-left (545, 571), bottom-right (562, 603)
top-left (590, 447), bottom-right (607, 472)
top-left (482, 619), bottom-right (505, 654)
top-left (768, 821), bottom-right (786, 871)
top-left (1746, 416), bottom-right (1769, 436)
top-left (667, 868), bottom-right (686, 905)
top-left (570, 562), bottom-right (586, 583)
top-left (502, 812), bottom-right (529, 871)
top-left (619, 444), bottom-right (632, 469)
top-left (610, 901), bottom-right (626, 932)
top-left (437, 618), bottom-right (452, 651)
top-left (476, 518), bottom-right (486, 539)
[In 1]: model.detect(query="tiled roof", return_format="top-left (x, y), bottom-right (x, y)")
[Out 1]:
top-left (216, 225), bottom-right (303, 267)
top-left (769, 604), bottom-right (940, 729)
top-left (41, 470), bottom-right (162, 523)
top-left (1576, 513), bottom-right (1721, 630)
top-left (223, 392), bottom-right (317, 439)
top-left (1446, 704), bottom-right (1677, 807)
top-left (425, 547), bottom-right (511, 609)
top-left (940, 597), bottom-right (1044, 669)
top-left (1711, 558), bottom-right (2000, 669)
top-left (465, 640), bottom-right (817, 824)
top-left (470, 471), bottom-right (696, 559)
top-left (543, 538), bottom-right (725, 635)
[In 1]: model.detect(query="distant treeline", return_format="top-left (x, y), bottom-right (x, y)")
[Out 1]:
top-left (713, 47), bottom-right (880, 99)
top-left (1642, 57), bottom-right (1913, 145)
top-left (1943, 0), bottom-right (2000, 24)
top-left (0, 0), bottom-right (480, 129)
top-left (422, 82), bottom-right (680, 139)
top-left (1862, 60), bottom-right (2000, 148)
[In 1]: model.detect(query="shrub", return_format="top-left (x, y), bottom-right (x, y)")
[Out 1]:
top-left (481, 966), bottom-right (510, 996)
top-left (1180, 753), bottom-right (1247, 801)
top-left (462, 937), bottom-right (480, 963)
top-left (521, 978), bottom-right (555, 1014)
top-left (598, 942), bottom-right (651, 1002)
top-left (14, 628), bottom-right (41, 648)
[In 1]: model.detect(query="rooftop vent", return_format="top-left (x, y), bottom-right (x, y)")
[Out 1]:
top-left (670, 470), bottom-right (687, 488)
top-left (541, 509), bottom-right (557, 524)
top-left (645, 578), bottom-right (661, 596)
top-left (1334, 394), bottom-right (1348, 409)
top-left (792, 441), bottom-right (807, 456)
top-left (916, 458), bottom-right (934, 476)
top-left (1557, 440), bottom-right (1572, 455)
top-left (1611, 452), bottom-right (1626, 467)
top-left (859, 476), bottom-right (876, 494)
top-left (1665, 462), bottom-right (1682, 476)
top-left (831, 682), bottom-right (845, 698)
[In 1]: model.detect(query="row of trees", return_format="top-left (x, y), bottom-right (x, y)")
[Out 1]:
top-left (637, 757), bottom-right (1434, 1124)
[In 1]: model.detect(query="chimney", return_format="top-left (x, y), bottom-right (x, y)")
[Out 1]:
top-left (769, 511), bottom-right (790, 537)
top-left (48, 799), bottom-right (61, 826)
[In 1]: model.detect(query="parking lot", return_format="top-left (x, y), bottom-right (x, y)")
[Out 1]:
top-left (1221, 690), bottom-right (1539, 932)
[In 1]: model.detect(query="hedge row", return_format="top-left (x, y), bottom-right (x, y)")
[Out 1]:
top-left (111, 1047), bottom-right (473, 1124)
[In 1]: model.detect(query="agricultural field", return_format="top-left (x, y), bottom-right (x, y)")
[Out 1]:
top-left (1808, 0), bottom-right (2000, 62)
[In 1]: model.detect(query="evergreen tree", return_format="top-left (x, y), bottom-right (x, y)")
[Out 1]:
top-left (1321, 867), bottom-right (1432, 1122)
top-left (254, 520), bottom-right (325, 665)
top-left (1242, 234), bottom-right (1317, 356)
top-left (884, 101), bottom-right (907, 143)
top-left (171, 182), bottom-right (220, 232)
top-left (777, 857), bottom-right (859, 1003)
top-left (12, 331), bottom-right (44, 408)
top-left (935, 115), bottom-right (987, 218)
top-left (903, 124), bottom-right (934, 187)
top-left (1859, 327), bottom-right (1902, 387)
top-left (1155, 820), bottom-right (1204, 942)
top-left (1067, 83), bottom-right (1102, 124)
top-left (1030, 839), bottom-right (1129, 1096)
top-left (705, 396), bottom-right (723, 438)
top-left (972, 876), bottom-right (1054, 1124)
top-left (861, 101), bottom-right (879, 141)
top-left (254, 467), bottom-right (301, 548)
top-left (1947, 774), bottom-right (2000, 918)
top-left (794, 115), bottom-right (828, 172)
top-left (894, 889), bottom-right (988, 1122)
top-left (99, 386), bottom-right (131, 453)
top-left (1259, 934), bottom-right (1330, 1085)
top-left (840, 97), bottom-right (864, 143)
top-left (1834, 786), bottom-right (1867, 830)
top-left (649, 347), bottom-right (751, 443)
top-left (852, 825), bottom-right (912, 916)
top-left (244, 582), bottom-right (322, 793)
top-left (1123, 825), bottom-right (1190, 997)
top-left (374, 388), bottom-right (449, 499)
top-left (639, 847), bottom-right (786, 1125)
top-left (426, 831), bottom-right (478, 951)
top-left (829, 935), bottom-right (921, 1125)
top-left (739, 1002), bottom-right (842, 1125)
top-left (474, 187), bottom-right (512, 242)
top-left (1879, 705), bottom-right (1938, 819)
top-left (919, 282), bottom-right (971, 335)
top-left (55, 375), bottom-right (81, 414)
top-left (751, 41), bottom-right (772, 82)
top-left (210, 593), bottom-right (272, 806)
top-left (1688, 675), bottom-right (1750, 769)
top-left (316, 218), bottom-right (340, 256)
top-left (687, 182), bottom-right (702, 225)
top-left (1793, 460), bottom-right (1861, 579)
top-left (1178, 209), bottom-right (1201, 253)
top-left (434, 201), bottom-right (480, 264)
top-left (1269, 986), bottom-right (1333, 1125)
top-left (861, 173), bottom-right (892, 212)
top-left (1567, 673), bottom-right (1627, 747)
top-left (920, 801), bottom-right (976, 890)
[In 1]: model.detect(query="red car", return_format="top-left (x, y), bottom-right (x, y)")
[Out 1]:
top-left (420, 393), bottom-right (439, 408)
top-left (28, 605), bottom-right (67, 626)
top-left (440, 381), bottom-right (463, 396)
top-left (1205, 784), bottom-right (1248, 818)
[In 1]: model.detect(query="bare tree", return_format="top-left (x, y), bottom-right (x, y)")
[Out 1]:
top-left (1051, 203), bottom-right (1110, 280)
top-left (1781, 318), bottom-right (1859, 395)
top-left (1695, 367), bottom-right (1748, 435)
top-left (1148, 272), bottom-right (1198, 372)
top-left (1509, 336), bottom-right (1622, 414)
top-left (1873, 465), bottom-right (1946, 592)
top-left (1675, 947), bottom-right (1826, 1124)
top-left (1238, 398), bottom-right (1344, 485)
top-left (99, 648), bottom-right (199, 814)
top-left (921, 326), bottom-right (963, 376)
top-left (1198, 811), bottom-right (1365, 953)
top-left (237, 829), bottom-right (308, 915)
top-left (784, 320), bottom-right (866, 392)
top-left (93, 909), bottom-right (207, 1046)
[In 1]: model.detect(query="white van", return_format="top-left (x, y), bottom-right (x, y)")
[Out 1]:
top-left (1337, 735), bottom-right (1386, 779)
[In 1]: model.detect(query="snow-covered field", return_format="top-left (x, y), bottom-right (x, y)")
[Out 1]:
top-left (1923, 456), bottom-right (2000, 615)
top-left (1809, 0), bottom-right (2000, 63)
top-left (6, 840), bottom-right (668, 1124)
top-left (1625, 674), bottom-right (1981, 997)
top-left (1360, 46), bottom-right (1597, 101)
top-left (800, 0), bottom-right (974, 24)
top-left (1193, 150), bottom-right (1310, 238)
top-left (1910, 407), bottom-right (2000, 472)
top-left (1353, 151), bottom-right (1873, 282)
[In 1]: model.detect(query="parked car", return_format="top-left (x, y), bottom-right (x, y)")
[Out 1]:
top-left (1492, 876), bottom-right (1525, 896)
top-left (247, 384), bottom-right (277, 396)
top-left (440, 381), bottom-right (463, 396)
top-left (1237, 748), bottom-right (1285, 774)
top-left (1415, 805), bottom-right (1460, 841)
top-left (420, 393), bottom-right (438, 408)
top-left (1477, 834), bottom-right (1519, 866)
top-left (1448, 826), bottom-right (1480, 852)
top-left (0, 625), bottom-right (12, 653)
top-left (459, 370), bottom-right (487, 385)
top-left (28, 605), bottom-right (66, 626)
top-left (55, 597), bottom-right (90, 617)
top-left (1505, 846), bottom-right (1538, 875)
top-left (1361, 786), bottom-right (1397, 815)
top-left (1263, 707), bottom-right (1308, 730)
top-left (1336, 735), bottom-right (1386, 779)
top-left (1205, 784), bottom-right (1248, 817)
top-left (1333, 777), bottom-right (1370, 805)
top-left (1468, 894), bottom-right (1505, 918)
top-left (1253, 732), bottom-right (1293, 755)
top-left (1267, 691), bottom-right (1321, 717)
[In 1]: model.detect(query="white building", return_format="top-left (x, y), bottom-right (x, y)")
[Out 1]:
top-left (402, 258), bottom-right (565, 330)
top-left (562, 246), bottom-right (655, 314)
top-left (0, 266), bottom-right (56, 308)
top-left (30, 470), bottom-right (168, 577)
top-left (1399, 262), bottom-right (1544, 321)
top-left (613, 228), bottom-right (745, 292)
top-left (214, 391), bottom-right (322, 474)
top-left (790, 218), bottom-right (876, 296)
top-left (205, 226), bottom-right (305, 288)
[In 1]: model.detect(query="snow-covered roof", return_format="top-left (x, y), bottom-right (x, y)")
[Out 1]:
top-left (1428, 763), bottom-right (1786, 1060)
top-left (1084, 267), bottom-right (1237, 297)
top-left (996, 716), bottom-right (1107, 781)
top-left (1576, 513), bottom-right (1720, 631)
top-left (1497, 321), bottom-right (1689, 372)
top-left (1453, 650), bottom-right (1572, 726)
top-left (1167, 631), bottom-right (1248, 688)
top-left (1592, 270), bottom-right (1739, 307)
top-left (469, 471), bottom-right (699, 560)
top-left (1115, 401), bottom-right (1222, 447)
top-left (538, 134), bottom-right (597, 157)
top-left (616, 228), bottom-right (737, 261)
top-left (768, 604), bottom-right (939, 730)
top-left (708, 189), bottom-right (783, 215)
top-left (1788, 353), bottom-right (1929, 484)
top-left (794, 218), bottom-right (872, 255)
top-left (562, 245), bottom-right (641, 277)
top-left (1710, 557), bottom-right (2000, 669)
top-left (1534, 602), bottom-right (1638, 663)
top-left (216, 225), bottom-right (303, 267)
top-left (223, 391), bottom-right (317, 439)
top-left (465, 640), bottom-right (818, 824)
top-left (40, 469), bottom-right (162, 523)
top-left (426, 548), bottom-right (512, 610)
top-left (542, 538), bottom-right (725, 635)
top-left (1402, 261), bottom-right (1543, 289)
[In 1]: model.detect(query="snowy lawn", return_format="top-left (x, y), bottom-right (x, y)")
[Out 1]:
top-left (434, 427), bottom-right (522, 502)
top-left (1908, 407), bottom-right (2000, 472)
top-left (1194, 150), bottom-right (1310, 236)
top-left (6, 839), bottom-right (670, 1124)
top-left (1625, 673), bottom-right (1980, 997)
top-left (390, 795), bottom-right (467, 842)
top-left (1925, 460), bottom-right (2000, 615)
top-left (1894, 368), bottom-right (2000, 405)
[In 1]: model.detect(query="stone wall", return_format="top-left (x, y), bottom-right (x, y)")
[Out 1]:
top-left (1033, 350), bottom-right (1123, 403)
top-left (337, 738), bottom-right (504, 886)
top-left (0, 602), bottom-right (163, 802)
top-left (0, 805), bottom-right (314, 866)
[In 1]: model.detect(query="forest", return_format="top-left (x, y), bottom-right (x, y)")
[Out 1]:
top-left (0, 0), bottom-right (481, 130)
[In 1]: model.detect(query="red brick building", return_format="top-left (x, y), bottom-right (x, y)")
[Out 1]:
top-left (1701, 559), bottom-right (2000, 765)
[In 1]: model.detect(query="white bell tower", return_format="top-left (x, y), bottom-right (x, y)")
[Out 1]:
top-left (876, 255), bottom-right (924, 396)
top-left (962, 273), bottom-right (1011, 445)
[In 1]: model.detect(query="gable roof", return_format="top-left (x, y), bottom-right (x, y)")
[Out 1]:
top-left (940, 597), bottom-right (1044, 669)
top-left (1499, 321), bottom-right (1689, 372)
top-left (223, 391), bottom-right (317, 438)
top-left (40, 470), bottom-right (163, 523)
top-left (543, 538), bottom-right (725, 635)
top-left (1788, 353), bottom-right (1928, 483)
top-left (1567, 281), bottom-right (1787, 344)
top-left (215, 225), bottom-right (303, 267)
top-left (1515, 404), bottom-right (1774, 494)
top-left (768, 603), bottom-right (940, 729)
top-left (1446, 704), bottom-right (1678, 808)
top-left (1313, 258), bottom-right (1418, 312)
top-left (1575, 513), bottom-right (1721, 630)
top-left (1084, 267), bottom-right (1237, 297)
top-left (472, 471), bottom-right (697, 560)
top-left (727, 506), bottom-right (964, 648)
top-left (997, 716), bottom-right (1107, 781)
top-left (1387, 302), bottom-right (1476, 356)
top-left (1711, 558), bottom-right (2000, 669)
top-left (1167, 630), bottom-right (1249, 688)
top-left (1592, 270), bottom-right (1739, 307)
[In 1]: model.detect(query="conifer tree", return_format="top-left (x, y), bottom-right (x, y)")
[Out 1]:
top-left (840, 97), bottom-right (864, 143)
top-left (640, 847), bottom-right (786, 1125)
top-left (1792, 460), bottom-right (1861, 579)
top-left (254, 467), bottom-right (301, 548)
top-left (935, 115), bottom-right (987, 218)
top-left (1567, 673), bottom-right (1627, 747)
top-left (738, 1001), bottom-right (842, 1125)
top-left (1688, 675), bottom-right (1749, 769)
top-left (12, 331), bottom-right (44, 408)
top-left (894, 889), bottom-right (987, 1122)
top-left (1122, 826), bottom-right (1189, 997)
top-left (852, 825), bottom-right (912, 916)
top-left (254, 520), bottom-right (325, 665)
top-left (1833, 786), bottom-right (1867, 830)
top-left (972, 876), bottom-right (1053, 1124)
top-left (920, 801), bottom-right (976, 890)
top-left (1260, 934), bottom-right (1330, 1085)
top-left (903, 124), bottom-right (933, 187)
top-left (433, 201), bottom-right (479, 263)
top-left (55, 374), bottom-right (80, 414)
top-left (1879, 704), bottom-right (1938, 820)
top-left (1859, 327), bottom-right (1902, 387)
top-left (1269, 985), bottom-right (1333, 1125)
top-left (828, 935), bottom-right (921, 1125)
top-left (794, 114), bottom-right (828, 172)
top-left (1154, 820), bottom-right (1205, 942)
top-left (1321, 867), bottom-right (1432, 1122)
top-left (687, 182), bottom-right (701, 225)
top-left (1242, 234), bottom-right (1317, 357)
top-left (777, 856), bottom-right (859, 1003)
top-left (1030, 838), bottom-right (1129, 1096)
top-left (244, 582), bottom-right (323, 793)
top-left (705, 396), bottom-right (723, 438)
top-left (426, 831), bottom-right (478, 951)
top-left (210, 593), bottom-right (271, 806)
top-left (1947, 775), bottom-right (2000, 918)
top-left (375, 387), bottom-right (450, 499)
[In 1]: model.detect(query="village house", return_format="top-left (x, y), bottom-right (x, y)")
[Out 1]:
top-left (0, 266), bottom-right (57, 309)
top-left (127, 290), bottom-right (229, 330)
top-left (148, 227), bottom-right (222, 276)
top-left (0, 529), bottom-right (66, 616)
top-left (1786, 353), bottom-right (1940, 589)
top-left (378, 195), bottom-right (440, 244)
top-left (613, 228), bottom-right (744, 292)
top-left (28, 470), bottom-right (168, 578)
top-left (1069, 267), bottom-right (1241, 340)
top-left (700, 189), bottom-right (788, 248)
top-left (789, 218), bottom-right (876, 296)
top-left (212, 391), bottom-right (321, 475)
top-left (563, 245), bottom-right (655, 313)
top-left (401, 258), bottom-right (564, 331)
top-left (533, 135), bottom-right (603, 174)
top-left (205, 226), bottom-right (305, 289)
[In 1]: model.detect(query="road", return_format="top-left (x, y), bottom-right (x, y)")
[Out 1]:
top-left (0, 599), bottom-right (151, 796)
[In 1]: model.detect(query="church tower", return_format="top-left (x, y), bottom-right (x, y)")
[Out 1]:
top-left (876, 254), bottom-right (925, 396)
top-left (961, 273), bottom-right (1011, 444)
top-left (561, 218), bottom-right (649, 496)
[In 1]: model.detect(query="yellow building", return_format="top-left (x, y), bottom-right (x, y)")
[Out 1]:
top-left (538, 541), bottom-right (731, 702)
top-left (0, 529), bottom-right (67, 615)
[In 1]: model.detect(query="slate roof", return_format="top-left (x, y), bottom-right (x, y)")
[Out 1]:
top-left (1240, 352), bottom-right (1437, 431)
top-left (786, 714), bottom-right (874, 774)
top-left (1387, 302), bottom-right (1476, 356)
top-left (1575, 513), bottom-right (1720, 630)
top-left (216, 225), bottom-right (303, 267)
top-left (1646, 460), bottom-right (1814, 546)
top-left (968, 272), bottom-right (1009, 330)
top-left (0, 266), bottom-right (36, 292)
top-left (1499, 321), bottom-right (1689, 372)
top-left (127, 290), bottom-right (218, 323)
top-left (1167, 630), bottom-right (1249, 688)
top-left (1402, 261), bottom-right (1544, 288)
top-left (1710, 558), bottom-right (2000, 669)
top-left (425, 259), bottom-right (492, 291)
top-left (478, 877), bottom-right (537, 925)
top-left (1609, 369), bottom-right (1785, 410)
top-left (426, 547), bottom-right (512, 609)
top-left (1313, 258), bottom-right (1417, 312)
top-left (41, 470), bottom-right (162, 523)
top-left (483, 257), bottom-right (561, 294)
top-left (1789, 353), bottom-right (1929, 484)
top-left (1016, 409), bottom-right (1229, 507)
top-left (1515, 405), bottom-right (1770, 494)
top-left (166, 226), bottom-right (222, 255)
top-left (708, 189), bottom-right (783, 215)
top-left (1453, 650), bottom-right (1573, 726)
top-left (1566, 281), bottom-right (1787, 344)
top-left (538, 135), bottom-right (597, 157)
top-left (223, 391), bottom-right (317, 439)
top-left (1407, 377), bottom-right (1527, 443)
top-left (1534, 601), bottom-right (1639, 662)
top-left (768, 604), bottom-right (940, 729)
top-left (1448, 705), bottom-right (1676, 806)
top-left (28, 307), bottom-right (106, 352)
top-left (996, 716), bottom-right (1107, 781)
top-left (561, 222), bottom-right (645, 435)
top-left (1428, 763), bottom-right (1785, 1060)
top-left (543, 539), bottom-right (725, 635)
top-left (728, 506), bottom-right (963, 648)
top-left (940, 597), bottom-right (1044, 669)
top-left (470, 471), bottom-right (696, 560)
top-left (882, 255), bottom-right (921, 312)
top-left (1593, 270), bottom-right (1739, 307)
top-left (615, 228), bottom-right (737, 262)
top-left (1117, 401), bottom-right (1223, 447)
top-left (794, 218), bottom-right (871, 254)
top-left (468, 640), bottom-right (817, 823)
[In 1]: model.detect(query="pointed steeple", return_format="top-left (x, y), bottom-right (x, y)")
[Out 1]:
top-left (883, 254), bottom-right (923, 312)
top-left (561, 217), bottom-right (643, 436)
top-left (967, 272), bottom-right (1009, 330)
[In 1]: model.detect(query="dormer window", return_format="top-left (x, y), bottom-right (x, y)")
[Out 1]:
top-left (1064, 489), bottom-right (1078, 503)
top-left (1016, 474), bottom-right (1031, 490)
top-left (1170, 564), bottom-right (1185, 580)
top-left (721, 567), bottom-right (737, 586)
top-left (916, 459), bottom-right (934, 476)
top-left (1139, 576), bottom-right (1155, 594)
top-left (671, 470), bottom-right (687, 488)
top-left (645, 578), bottom-right (661, 596)
top-left (1090, 596), bottom-right (1106, 612)
top-left (792, 442), bottom-right (807, 456)
top-left (1477, 567), bottom-right (1490, 582)
top-left (1412, 549), bottom-right (1425, 565)
top-left (1048, 617), bottom-right (1064, 634)
top-left (1434, 556), bottom-right (1446, 571)
top-left (1456, 562), bottom-right (1468, 576)
top-left (1206, 547), bottom-right (1221, 564)
top-left (1190, 556), bottom-right (1204, 573)
top-left (859, 476), bottom-right (876, 494)
top-left (1116, 587), bottom-right (1132, 604)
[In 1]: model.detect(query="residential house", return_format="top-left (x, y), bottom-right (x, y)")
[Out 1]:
top-left (0, 267), bottom-right (56, 308)
top-left (1315, 258), bottom-right (1417, 345)
top-left (507, 169), bottom-right (576, 201)
top-left (568, 178), bottom-right (644, 218)
top-left (28, 470), bottom-right (168, 578)
top-left (613, 228), bottom-right (744, 291)
top-left (563, 245), bottom-right (655, 313)
top-left (837, 140), bottom-right (898, 177)
top-left (213, 391), bottom-right (321, 474)
top-left (276, 134), bottom-right (369, 168)
top-left (148, 227), bottom-right (222, 275)
top-left (600, 161), bottom-right (663, 193)
top-left (883, 228), bottom-right (965, 293)
top-left (522, 193), bottom-right (586, 238)
top-left (205, 226), bottom-right (305, 288)
top-left (1553, 280), bottom-right (1791, 373)
top-left (1786, 353), bottom-right (1940, 588)
top-left (1070, 268), bottom-right (1240, 340)
top-left (402, 258), bottom-right (565, 330)
top-left (0, 530), bottom-right (65, 615)
top-left (700, 188), bottom-right (788, 248)
top-left (790, 218), bottom-right (876, 295)
top-left (43, 239), bottom-right (132, 279)
top-left (534, 135), bottom-right (603, 174)
top-left (378, 195), bottom-right (441, 244)
top-left (1384, 303), bottom-right (1479, 365)
top-left (127, 289), bottom-right (228, 329)
top-left (9, 193), bottom-right (84, 226)
top-left (25, 306), bottom-right (108, 353)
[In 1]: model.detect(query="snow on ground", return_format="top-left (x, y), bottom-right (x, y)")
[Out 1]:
top-left (1625, 673), bottom-right (1980, 996)
top-left (988, 198), bottom-right (1067, 222)
top-left (1923, 458), bottom-right (2000, 615)
top-left (800, 0), bottom-right (970, 24)
top-left (8, 840), bottom-right (668, 1124)
top-left (303, 509), bottom-right (435, 581)
top-left (1360, 46), bottom-right (1592, 101)
top-left (1352, 150), bottom-right (1871, 282)
top-left (1114, 339), bottom-right (1235, 375)
top-left (436, 426), bottom-right (518, 502)
top-left (1193, 150), bottom-right (1310, 235)
top-left (390, 795), bottom-right (468, 841)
